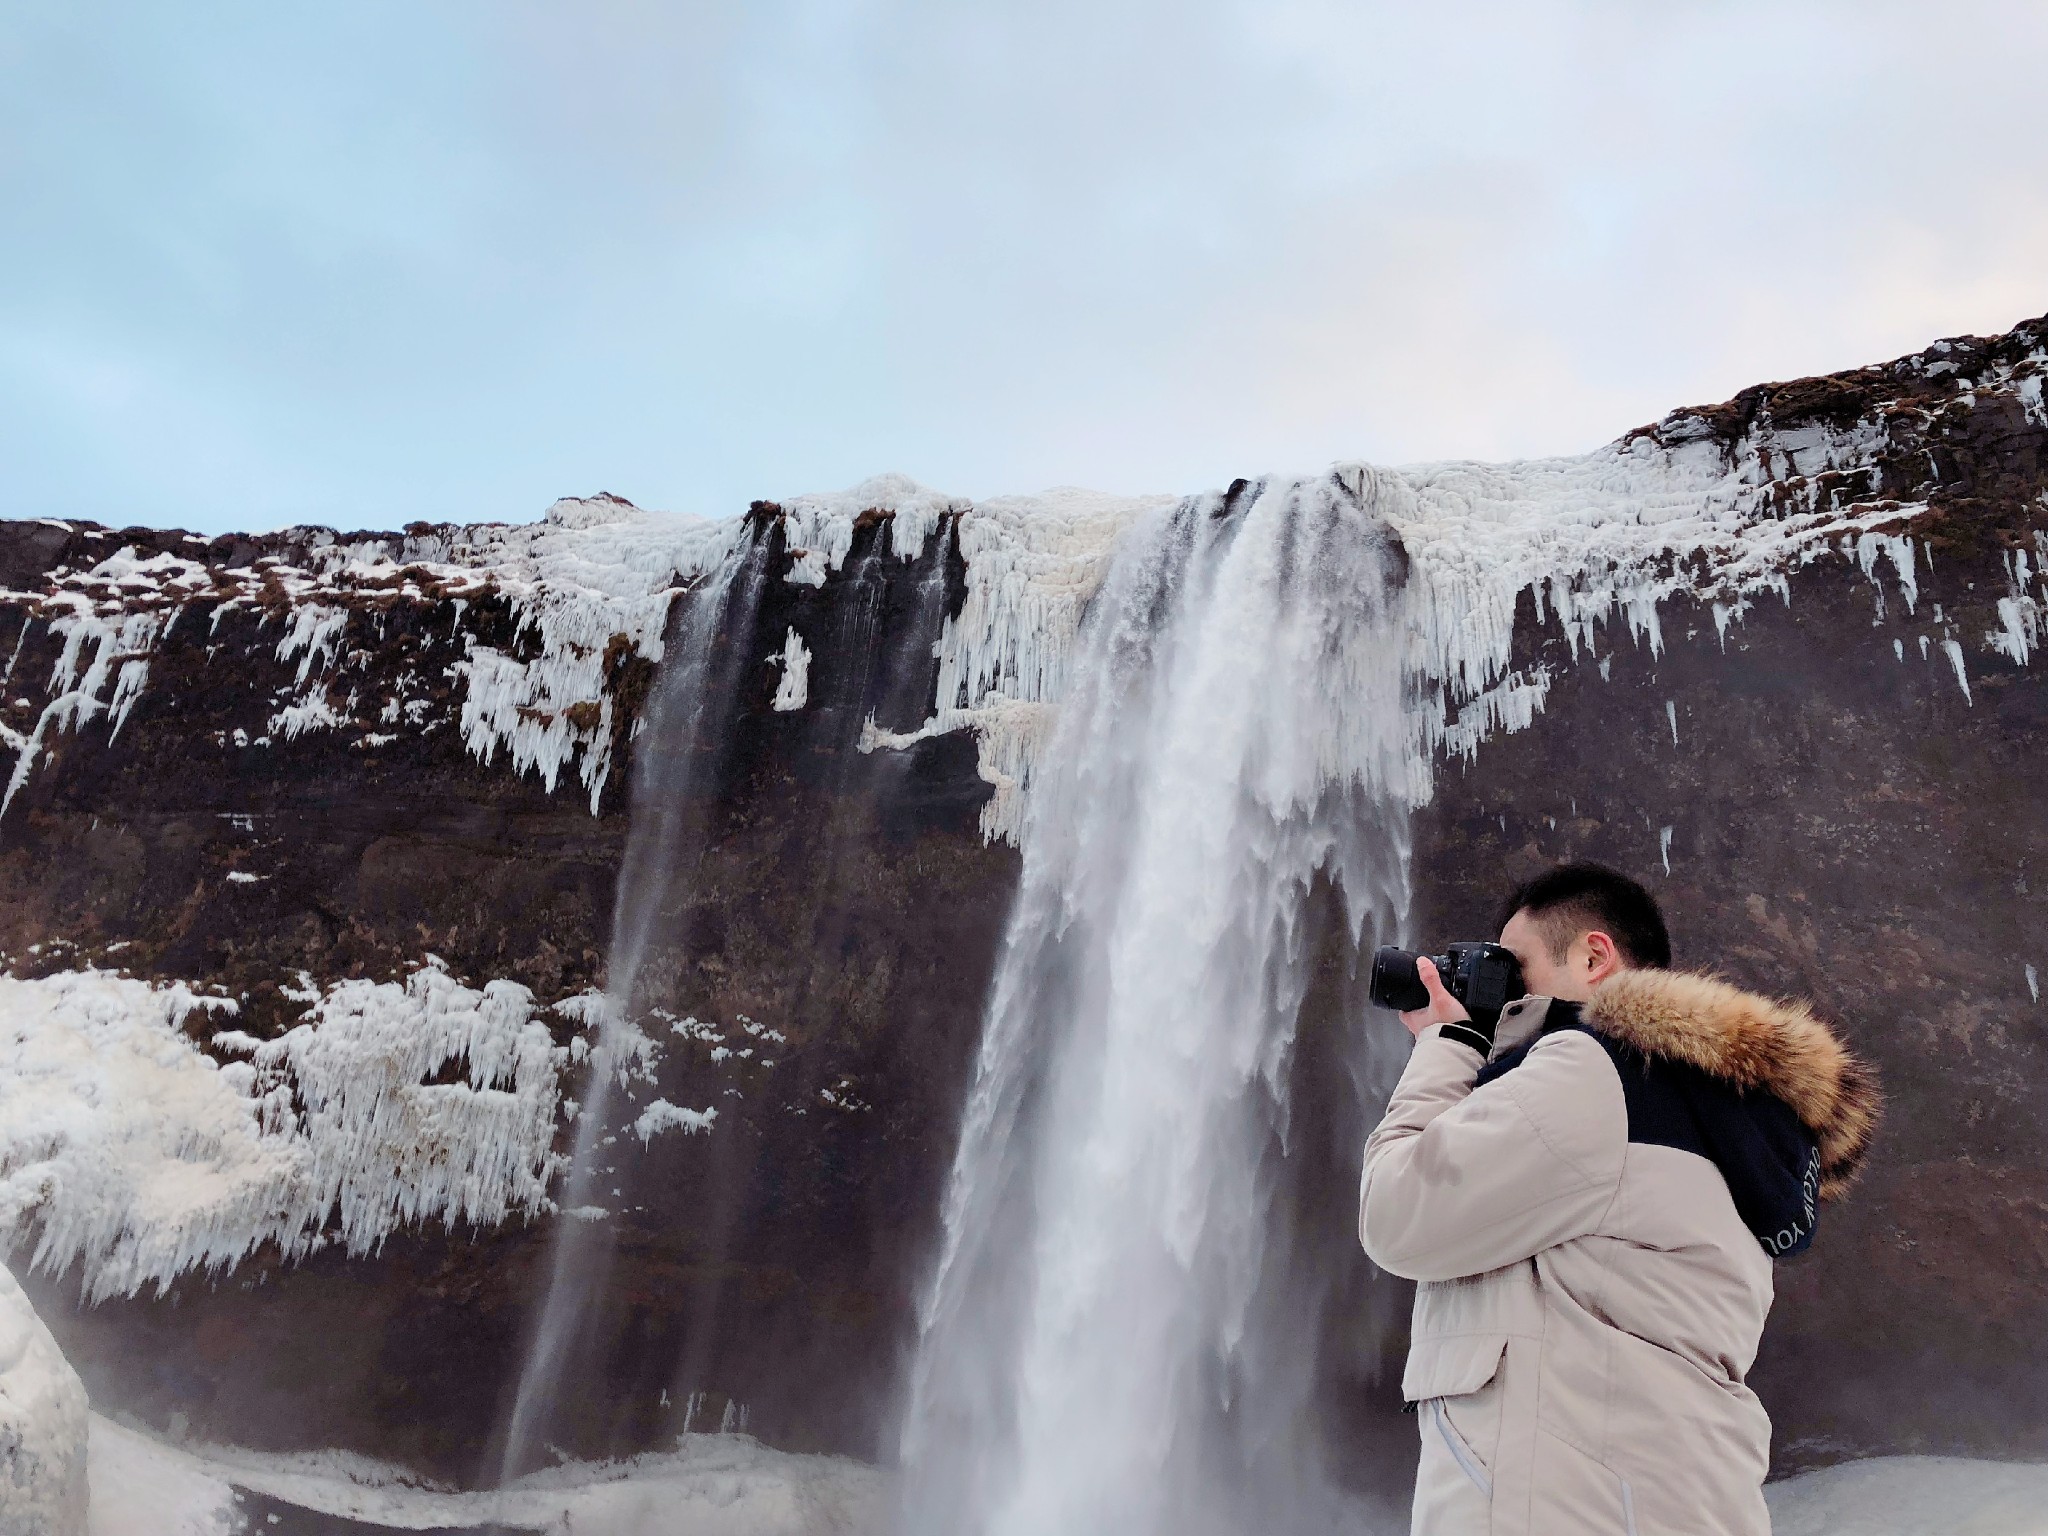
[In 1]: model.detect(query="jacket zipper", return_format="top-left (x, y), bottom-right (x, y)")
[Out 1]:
top-left (1429, 1399), bottom-right (1492, 1498)
top-left (1619, 1476), bottom-right (1640, 1536)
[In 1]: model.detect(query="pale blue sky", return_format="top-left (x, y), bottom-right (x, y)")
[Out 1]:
top-left (3, 2), bottom-right (2045, 535)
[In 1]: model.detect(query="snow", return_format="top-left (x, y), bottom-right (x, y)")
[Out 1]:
top-left (0, 962), bottom-right (576, 1301)
top-left (87, 1418), bottom-right (240, 1536)
top-left (2016, 371), bottom-right (2046, 428)
top-left (631, 1099), bottom-right (718, 1143)
top-left (84, 1416), bottom-right (888, 1536)
top-left (1763, 1455), bottom-right (2048, 1536)
top-left (0, 1260), bottom-right (90, 1534)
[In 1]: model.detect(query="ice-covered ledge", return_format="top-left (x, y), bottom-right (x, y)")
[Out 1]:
top-left (2, 325), bottom-right (2042, 841)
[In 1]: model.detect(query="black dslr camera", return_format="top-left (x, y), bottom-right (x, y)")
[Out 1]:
top-left (1370, 943), bottom-right (1525, 1032)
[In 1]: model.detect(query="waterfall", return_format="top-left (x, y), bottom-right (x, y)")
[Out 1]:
top-left (900, 473), bottom-right (1425, 1536)
top-left (495, 529), bottom-right (769, 1486)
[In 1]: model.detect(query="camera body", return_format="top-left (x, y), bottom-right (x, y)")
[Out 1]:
top-left (1370, 942), bottom-right (1525, 1029)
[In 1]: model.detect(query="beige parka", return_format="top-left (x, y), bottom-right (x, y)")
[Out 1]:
top-left (1361, 970), bottom-right (1880, 1536)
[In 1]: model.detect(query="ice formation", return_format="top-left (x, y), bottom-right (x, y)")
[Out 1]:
top-left (769, 628), bottom-right (811, 712)
top-left (1, 601), bottom-right (179, 818)
top-left (0, 962), bottom-right (588, 1300)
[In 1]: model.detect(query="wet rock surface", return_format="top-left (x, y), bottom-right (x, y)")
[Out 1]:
top-left (0, 316), bottom-right (2044, 1492)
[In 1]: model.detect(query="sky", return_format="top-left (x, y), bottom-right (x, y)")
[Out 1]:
top-left (2, 2), bottom-right (2046, 536)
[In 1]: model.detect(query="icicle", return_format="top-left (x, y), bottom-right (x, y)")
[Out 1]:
top-left (770, 628), bottom-right (811, 712)
top-left (1941, 639), bottom-right (1973, 704)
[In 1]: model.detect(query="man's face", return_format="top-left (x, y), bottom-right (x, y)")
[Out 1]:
top-left (1497, 908), bottom-right (1624, 1003)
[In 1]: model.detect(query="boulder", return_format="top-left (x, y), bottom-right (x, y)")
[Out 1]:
top-left (0, 1263), bottom-right (88, 1536)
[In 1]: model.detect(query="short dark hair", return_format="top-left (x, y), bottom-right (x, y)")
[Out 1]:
top-left (1496, 861), bottom-right (1671, 969)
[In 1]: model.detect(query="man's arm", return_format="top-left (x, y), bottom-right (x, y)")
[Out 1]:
top-left (1359, 1026), bottom-right (1628, 1282)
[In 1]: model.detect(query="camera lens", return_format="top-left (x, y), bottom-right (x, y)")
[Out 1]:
top-left (1369, 947), bottom-right (1431, 1013)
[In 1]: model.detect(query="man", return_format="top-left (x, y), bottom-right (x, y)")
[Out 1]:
top-left (1359, 863), bottom-right (1880, 1535)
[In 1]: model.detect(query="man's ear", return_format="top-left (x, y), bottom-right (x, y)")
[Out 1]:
top-left (1583, 930), bottom-right (1622, 984)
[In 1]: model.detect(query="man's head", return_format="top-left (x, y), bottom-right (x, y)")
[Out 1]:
top-left (1496, 861), bottom-right (1670, 1003)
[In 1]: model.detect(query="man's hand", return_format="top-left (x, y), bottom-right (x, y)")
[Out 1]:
top-left (1398, 956), bottom-right (1471, 1040)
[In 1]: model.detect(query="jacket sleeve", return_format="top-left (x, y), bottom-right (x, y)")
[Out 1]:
top-left (1359, 1025), bottom-right (1629, 1282)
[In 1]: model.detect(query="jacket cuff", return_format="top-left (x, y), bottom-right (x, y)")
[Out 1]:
top-left (1419, 1021), bottom-right (1490, 1058)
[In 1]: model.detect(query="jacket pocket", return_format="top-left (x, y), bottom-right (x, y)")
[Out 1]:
top-left (1533, 1424), bottom-right (1640, 1534)
top-left (1401, 1331), bottom-right (1508, 1403)
top-left (1429, 1398), bottom-right (1492, 1497)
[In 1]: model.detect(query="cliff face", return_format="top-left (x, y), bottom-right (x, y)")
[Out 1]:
top-left (0, 320), bottom-right (2043, 1487)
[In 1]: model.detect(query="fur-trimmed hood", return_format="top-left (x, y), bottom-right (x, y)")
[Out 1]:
top-left (1582, 969), bottom-right (1882, 1201)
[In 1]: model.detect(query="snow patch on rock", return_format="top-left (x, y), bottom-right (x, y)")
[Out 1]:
top-left (632, 1100), bottom-right (718, 1143)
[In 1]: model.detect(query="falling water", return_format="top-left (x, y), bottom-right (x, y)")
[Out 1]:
top-left (496, 529), bottom-right (770, 1486)
top-left (900, 473), bottom-right (1424, 1536)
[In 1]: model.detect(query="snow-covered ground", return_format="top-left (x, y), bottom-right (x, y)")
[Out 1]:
top-left (86, 1415), bottom-right (888, 1536)
top-left (1765, 1455), bottom-right (2048, 1535)
top-left (80, 1416), bottom-right (2048, 1536)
